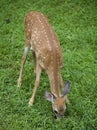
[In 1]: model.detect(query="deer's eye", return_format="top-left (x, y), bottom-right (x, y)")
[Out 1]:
top-left (54, 110), bottom-right (58, 114)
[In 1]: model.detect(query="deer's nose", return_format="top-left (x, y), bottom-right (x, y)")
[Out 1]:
top-left (54, 110), bottom-right (58, 115)
top-left (54, 111), bottom-right (64, 119)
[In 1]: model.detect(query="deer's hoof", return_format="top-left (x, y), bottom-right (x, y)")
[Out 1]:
top-left (29, 99), bottom-right (34, 107)
top-left (17, 79), bottom-right (21, 88)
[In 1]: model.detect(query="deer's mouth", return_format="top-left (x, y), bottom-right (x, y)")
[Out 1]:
top-left (53, 110), bottom-right (64, 119)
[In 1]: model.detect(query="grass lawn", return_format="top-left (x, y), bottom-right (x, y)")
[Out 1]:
top-left (0, 0), bottom-right (97, 129)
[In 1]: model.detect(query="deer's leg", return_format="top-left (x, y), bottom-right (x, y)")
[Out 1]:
top-left (17, 46), bottom-right (29, 87)
top-left (32, 51), bottom-right (36, 74)
top-left (60, 74), bottom-right (70, 104)
top-left (29, 63), bottom-right (41, 106)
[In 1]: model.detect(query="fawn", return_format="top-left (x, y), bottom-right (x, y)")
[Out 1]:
top-left (17, 12), bottom-right (70, 118)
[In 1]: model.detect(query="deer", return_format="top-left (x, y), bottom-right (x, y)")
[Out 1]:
top-left (17, 11), bottom-right (70, 118)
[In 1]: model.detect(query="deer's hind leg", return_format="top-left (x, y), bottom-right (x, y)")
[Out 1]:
top-left (17, 43), bottom-right (30, 87)
top-left (31, 47), bottom-right (36, 74)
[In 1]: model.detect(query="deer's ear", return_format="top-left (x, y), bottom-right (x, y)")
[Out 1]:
top-left (62, 81), bottom-right (70, 97)
top-left (45, 91), bottom-right (56, 103)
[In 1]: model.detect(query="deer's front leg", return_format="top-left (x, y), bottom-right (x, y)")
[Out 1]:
top-left (29, 63), bottom-right (41, 106)
top-left (60, 74), bottom-right (70, 104)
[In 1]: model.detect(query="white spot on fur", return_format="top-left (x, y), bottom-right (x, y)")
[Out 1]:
top-left (24, 47), bottom-right (29, 56)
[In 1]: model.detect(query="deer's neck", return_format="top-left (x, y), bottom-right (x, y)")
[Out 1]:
top-left (47, 66), bottom-right (60, 97)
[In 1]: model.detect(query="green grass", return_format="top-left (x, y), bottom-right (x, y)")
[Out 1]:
top-left (0, 0), bottom-right (97, 129)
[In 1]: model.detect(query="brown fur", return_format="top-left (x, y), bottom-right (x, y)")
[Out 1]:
top-left (18, 12), bottom-right (69, 116)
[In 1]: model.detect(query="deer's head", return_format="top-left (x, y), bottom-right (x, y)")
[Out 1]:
top-left (45, 81), bottom-right (70, 118)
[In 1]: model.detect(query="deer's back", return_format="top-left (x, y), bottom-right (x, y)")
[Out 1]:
top-left (25, 12), bottom-right (63, 70)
